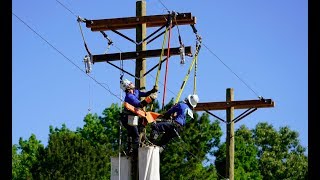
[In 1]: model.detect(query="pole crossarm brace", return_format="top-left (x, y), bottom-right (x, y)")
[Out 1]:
top-left (92, 46), bottom-right (192, 63)
top-left (86, 12), bottom-right (196, 31)
top-left (194, 99), bottom-right (275, 111)
top-left (233, 108), bottom-right (257, 124)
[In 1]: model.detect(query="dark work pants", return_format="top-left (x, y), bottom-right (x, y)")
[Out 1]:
top-left (151, 121), bottom-right (180, 147)
top-left (121, 115), bottom-right (140, 145)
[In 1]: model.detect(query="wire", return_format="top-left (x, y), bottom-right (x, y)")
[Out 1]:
top-left (158, 0), bottom-right (169, 12)
top-left (55, 0), bottom-right (180, 99)
top-left (52, 0), bottom-right (188, 102)
top-left (55, 0), bottom-right (77, 18)
top-left (202, 43), bottom-right (260, 98)
top-left (12, 12), bottom-right (123, 101)
top-left (156, 1), bottom-right (262, 100)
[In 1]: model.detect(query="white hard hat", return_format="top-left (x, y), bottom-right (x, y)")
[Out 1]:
top-left (120, 79), bottom-right (134, 91)
top-left (186, 94), bottom-right (199, 108)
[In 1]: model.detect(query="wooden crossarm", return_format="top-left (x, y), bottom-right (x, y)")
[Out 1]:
top-left (194, 99), bottom-right (275, 111)
top-left (92, 46), bottom-right (192, 62)
top-left (86, 13), bottom-right (196, 31)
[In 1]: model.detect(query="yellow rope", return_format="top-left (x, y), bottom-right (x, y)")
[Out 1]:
top-left (174, 54), bottom-right (198, 104)
top-left (155, 27), bottom-right (168, 87)
top-left (150, 26), bottom-right (169, 111)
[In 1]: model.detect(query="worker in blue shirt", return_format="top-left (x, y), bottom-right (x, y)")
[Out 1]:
top-left (149, 94), bottom-right (199, 152)
top-left (120, 78), bottom-right (158, 157)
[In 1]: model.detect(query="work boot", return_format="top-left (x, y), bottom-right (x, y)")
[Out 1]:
top-left (149, 130), bottom-right (159, 145)
top-left (159, 145), bottom-right (166, 153)
top-left (126, 146), bottom-right (133, 156)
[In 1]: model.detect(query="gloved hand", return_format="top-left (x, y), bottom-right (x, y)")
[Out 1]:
top-left (150, 85), bottom-right (158, 93)
top-left (150, 92), bottom-right (158, 100)
top-left (140, 94), bottom-right (156, 107)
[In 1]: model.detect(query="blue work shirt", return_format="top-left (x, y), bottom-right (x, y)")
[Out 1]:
top-left (124, 89), bottom-right (148, 108)
top-left (164, 102), bottom-right (191, 126)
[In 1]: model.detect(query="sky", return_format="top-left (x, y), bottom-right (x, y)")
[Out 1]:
top-left (12, 0), bottom-right (308, 152)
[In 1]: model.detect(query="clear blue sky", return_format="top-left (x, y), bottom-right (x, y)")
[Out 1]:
top-left (13, 0), bottom-right (308, 151)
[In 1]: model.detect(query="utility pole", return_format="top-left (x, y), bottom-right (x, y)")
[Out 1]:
top-left (194, 88), bottom-right (275, 180)
top-left (226, 88), bottom-right (234, 180)
top-left (133, 1), bottom-right (146, 179)
top-left (136, 0), bottom-right (147, 150)
top-left (136, 0), bottom-right (146, 91)
top-left (84, 1), bottom-right (196, 179)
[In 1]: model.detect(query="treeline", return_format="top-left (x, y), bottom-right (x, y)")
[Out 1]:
top-left (12, 100), bottom-right (308, 179)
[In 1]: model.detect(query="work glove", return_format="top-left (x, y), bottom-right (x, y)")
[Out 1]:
top-left (150, 92), bottom-right (158, 100)
top-left (140, 94), bottom-right (156, 108)
top-left (150, 85), bottom-right (158, 93)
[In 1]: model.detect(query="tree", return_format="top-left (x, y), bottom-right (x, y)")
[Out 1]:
top-left (234, 125), bottom-right (262, 179)
top-left (12, 134), bottom-right (44, 180)
top-left (12, 102), bottom-right (308, 179)
top-left (214, 122), bottom-right (308, 180)
top-left (16, 103), bottom-right (124, 179)
top-left (32, 124), bottom-right (111, 179)
top-left (253, 122), bottom-right (308, 179)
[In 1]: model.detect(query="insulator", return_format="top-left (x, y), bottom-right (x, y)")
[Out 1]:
top-left (179, 45), bottom-right (185, 65)
top-left (84, 55), bottom-right (92, 74)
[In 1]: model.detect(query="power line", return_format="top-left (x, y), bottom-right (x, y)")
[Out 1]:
top-left (16, 2), bottom-right (234, 179)
top-left (156, 1), bottom-right (261, 99)
top-left (55, 0), bottom-right (77, 18)
top-left (56, 0), bottom-right (261, 101)
top-left (158, 0), bottom-right (170, 12)
top-left (12, 12), bottom-right (122, 101)
top-left (56, 0), bottom-right (254, 111)
top-left (202, 43), bottom-right (260, 98)
top-left (54, 0), bottom-right (179, 99)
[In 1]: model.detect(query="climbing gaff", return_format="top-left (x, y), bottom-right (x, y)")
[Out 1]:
top-left (84, 55), bottom-right (92, 74)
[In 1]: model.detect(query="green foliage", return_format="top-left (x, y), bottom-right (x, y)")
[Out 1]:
top-left (159, 111), bottom-right (223, 179)
top-left (12, 101), bottom-right (308, 179)
top-left (34, 126), bottom-right (110, 179)
top-left (12, 134), bottom-right (44, 180)
top-left (253, 122), bottom-right (308, 179)
top-left (234, 125), bottom-right (262, 180)
top-left (214, 122), bottom-right (308, 180)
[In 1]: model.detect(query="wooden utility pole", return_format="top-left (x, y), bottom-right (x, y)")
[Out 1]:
top-left (136, 0), bottom-right (146, 91)
top-left (133, 1), bottom-right (145, 179)
top-left (226, 88), bottom-right (234, 180)
top-left (84, 1), bottom-right (196, 179)
top-left (136, 0), bottom-right (147, 147)
top-left (194, 88), bottom-right (275, 180)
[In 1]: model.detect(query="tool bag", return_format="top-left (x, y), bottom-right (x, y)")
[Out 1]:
top-left (127, 115), bottom-right (139, 126)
